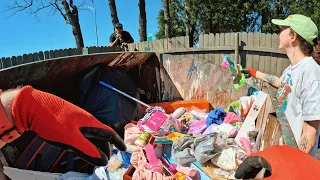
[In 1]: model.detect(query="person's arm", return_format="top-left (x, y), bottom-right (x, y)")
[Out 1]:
top-left (109, 38), bottom-right (119, 47)
top-left (299, 80), bottom-right (320, 154)
top-left (242, 68), bottom-right (280, 88)
top-left (0, 88), bottom-right (20, 148)
top-left (109, 34), bottom-right (119, 47)
top-left (256, 71), bottom-right (280, 88)
top-left (299, 121), bottom-right (319, 154)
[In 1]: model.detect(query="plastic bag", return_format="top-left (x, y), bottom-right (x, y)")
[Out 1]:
top-left (193, 132), bottom-right (229, 163)
top-left (186, 106), bottom-right (208, 120)
top-left (172, 136), bottom-right (196, 166)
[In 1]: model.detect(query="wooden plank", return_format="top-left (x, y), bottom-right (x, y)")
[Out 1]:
top-left (230, 32), bottom-right (235, 46)
top-left (185, 36), bottom-right (190, 48)
top-left (270, 34), bottom-right (279, 76)
top-left (266, 84), bottom-right (297, 147)
top-left (247, 32), bottom-right (254, 46)
top-left (53, 50), bottom-right (59, 58)
top-left (0, 58), bottom-right (3, 69)
top-left (17, 56), bottom-right (23, 65)
top-left (49, 50), bottom-right (54, 58)
top-left (225, 33), bottom-right (231, 46)
top-left (38, 51), bottom-right (44, 60)
top-left (241, 32), bottom-right (248, 46)
top-left (11, 56), bottom-right (18, 66)
top-left (33, 53), bottom-right (39, 61)
top-left (74, 48), bottom-right (82, 55)
top-left (219, 33), bottom-right (225, 46)
top-left (57, 49), bottom-right (63, 57)
top-left (215, 33), bottom-right (220, 46)
top-left (61, 49), bottom-right (68, 57)
top-left (67, 48), bottom-right (73, 56)
top-left (204, 34), bottom-right (209, 47)
top-left (254, 33), bottom-right (260, 47)
top-left (199, 34), bottom-right (204, 47)
top-left (272, 33), bottom-right (279, 49)
top-left (209, 33), bottom-right (215, 47)
top-left (44, 51), bottom-right (50, 59)
top-left (27, 53), bottom-right (34, 63)
top-left (3, 57), bottom-right (11, 68)
top-left (180, 36), bottom-right (186, 48)
top-left (22, 54), bottom-right (28, 64)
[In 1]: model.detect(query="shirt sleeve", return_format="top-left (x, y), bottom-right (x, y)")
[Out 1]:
top-left (301, 80), bottom-right (320, 121)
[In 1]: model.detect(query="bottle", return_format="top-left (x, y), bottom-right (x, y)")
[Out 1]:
top-left (134, 130), bottom-right (152, 147)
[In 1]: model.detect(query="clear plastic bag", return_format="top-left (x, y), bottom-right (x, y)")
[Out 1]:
top-left (193, 132), bottom-right (229, 163)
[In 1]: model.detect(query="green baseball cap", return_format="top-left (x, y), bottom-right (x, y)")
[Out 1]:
top-left (272, 14), bottom-right (318, 45)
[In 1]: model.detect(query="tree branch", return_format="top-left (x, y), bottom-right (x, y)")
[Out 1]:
top-left (53, 1), bottom-right (69, 24)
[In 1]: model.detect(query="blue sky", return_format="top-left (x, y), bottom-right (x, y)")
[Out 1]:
top-left (0, 0), bottom-right (162, 58)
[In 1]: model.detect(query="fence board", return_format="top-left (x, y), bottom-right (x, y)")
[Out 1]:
top-left (199, 34), bottom-right (204, 47)
top-left (225, 33), bottom-right (231, 46)
top-left (17, 56), bottom-right (22, 65)
top-left (44, 51), bottom-right (50, 59)
top-left (204, 34), bottom-right (209, 47)
top-left (209, 33), bottom-right (215, 47)
top-left (11, 56), bottom-right (18, 66)
top-left (230, 32), bottom-right (235, 46)
top-left (0, 58), bottom-right (4, 69)
top-left (38, 51), bottom-right (44, 60)
top-left (2, 58), bottom-right (11, 68)
top-left (254, 33), bottom-right (260, 47)
top-left (53, 50), bottom-right (59, 58)
top-left (215, 33), bottom-right (220, 46)
top-left (33, 53), bottom-right (39, 61)
top-left (272, 34), bottom-right (279, 49)
top-left (220, 33), bottom-right (225, 46)
top-left (180, 36), bottom-right (186, 48)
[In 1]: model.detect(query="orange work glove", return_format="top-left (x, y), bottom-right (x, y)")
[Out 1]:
top-left (235, 145), bottom-right (320, 180)
top-left (12, 86), bottom-right (126, 166)
top-left (241, 68), bottom-right (257, 78)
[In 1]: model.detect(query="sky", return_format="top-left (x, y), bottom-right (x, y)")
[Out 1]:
top-left (0, 0), bottom-right (162, 58)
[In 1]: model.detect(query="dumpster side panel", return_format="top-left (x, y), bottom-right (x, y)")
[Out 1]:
top-left (160, 53), bottom-right (251, 109)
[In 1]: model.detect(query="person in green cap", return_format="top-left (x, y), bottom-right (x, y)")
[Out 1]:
top-left (242, 14), bottom-right (320, 157)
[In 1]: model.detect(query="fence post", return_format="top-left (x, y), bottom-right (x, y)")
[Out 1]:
top-left (235, 32), bottom-right (240, 64)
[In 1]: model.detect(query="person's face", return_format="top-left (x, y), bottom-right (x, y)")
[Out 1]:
top-left (115, 27), bottom-right (123, 34)
top-left (279, 26), bottom-right (294, 50)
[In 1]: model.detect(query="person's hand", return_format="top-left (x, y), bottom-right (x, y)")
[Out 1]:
top-left (235, 145), bottom-right (320, 180)
top-left (241, 68), bottom-right (257, 78)
top-left (12, 86), bottom-right (126, 166)
top-left (122, 42), bottom-right (127, 46)
top-left (116, 34), bottom-right (122, 41)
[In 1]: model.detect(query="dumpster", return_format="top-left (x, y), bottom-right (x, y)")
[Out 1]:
top-left (0, 51), bottom-right (296, 179)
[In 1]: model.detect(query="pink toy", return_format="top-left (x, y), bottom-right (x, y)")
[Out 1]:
top-left (240, 137), bottom-right (252, 155)
top-left (221, 59), bottom-right (230, 69)
top-left (144, 111), bottom-right (168, 131)
top-left (223, 112), bottom-right (242, 124)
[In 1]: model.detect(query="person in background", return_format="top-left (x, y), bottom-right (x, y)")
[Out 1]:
top-left (109, 23), bottom-right (134, 47)
top-left (242, 14), bottom-right (320, 157)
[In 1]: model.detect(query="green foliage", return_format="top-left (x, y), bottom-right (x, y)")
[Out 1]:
top-left (156, 0), bottom-right (320, 43)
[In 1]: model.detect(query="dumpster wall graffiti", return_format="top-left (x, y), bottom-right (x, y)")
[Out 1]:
top-left (159, 53), bottom-right (254, 109)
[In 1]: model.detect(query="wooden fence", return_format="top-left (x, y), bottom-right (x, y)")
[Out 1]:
top-left (129, 32), bottom-right (289, 77)
top-left (1, 32), bottom-right (289, 76)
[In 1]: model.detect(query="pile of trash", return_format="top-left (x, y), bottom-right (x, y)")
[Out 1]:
top-left (57, 86), bottom-right (263, 180)
top-left (123, 89), bottom-right (260, 179)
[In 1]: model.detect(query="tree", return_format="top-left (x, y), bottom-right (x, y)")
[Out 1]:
top-left (5, 0), bottom-right (85, 48)
top-left (163, 0), bottom-right (171, 38)
top-left (108, 0), bottom-right (119, 26)
top-left (138, 0), bottom-right (147, 41)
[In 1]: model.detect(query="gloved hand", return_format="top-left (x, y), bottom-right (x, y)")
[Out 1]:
top-left (235, 145), bottom-right (320, 180)
top-left (241, 68), bottom-right (257, 78)
top-left (12, 86), bottom-right (126, 166)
